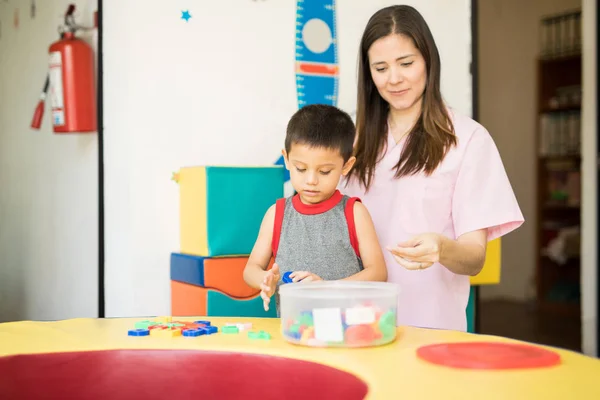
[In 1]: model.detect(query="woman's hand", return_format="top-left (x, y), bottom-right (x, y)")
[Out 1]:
top-left (290, 271), bottom-right (323, 282)
top-left (386, 233), bottom-right (445, 270)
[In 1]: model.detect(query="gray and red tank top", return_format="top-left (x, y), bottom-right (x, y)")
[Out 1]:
top-left (272, 190), bottom-right (364, 289)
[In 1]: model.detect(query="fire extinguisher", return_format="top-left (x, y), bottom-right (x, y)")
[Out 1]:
top-left (31, 4), bottom-right (96, 134)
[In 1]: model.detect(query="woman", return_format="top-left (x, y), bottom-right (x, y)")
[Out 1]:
top-left (342, 5), bottom-right (524, 331)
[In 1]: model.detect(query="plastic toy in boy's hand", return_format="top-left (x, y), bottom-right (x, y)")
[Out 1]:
top-left (282, 271), bottom-right (294, 284)
top-left (284, 271), bottom-right (324, 283)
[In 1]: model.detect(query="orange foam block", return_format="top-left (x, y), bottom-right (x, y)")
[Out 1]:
top-left (204, 257), bottom-right (263, 298)
top-left (171, 253), bottom-right (274, 298)
top-left (171, 281), bottom-right (208, 317)
top-left (204, 257), bottom-right (274, 297)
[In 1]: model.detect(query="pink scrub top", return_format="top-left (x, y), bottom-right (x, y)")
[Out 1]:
top-left (342, 108), bottom-right (524, 331)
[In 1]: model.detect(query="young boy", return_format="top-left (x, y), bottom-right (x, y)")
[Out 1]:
top-left (243, 104), bottom-right (388, 311)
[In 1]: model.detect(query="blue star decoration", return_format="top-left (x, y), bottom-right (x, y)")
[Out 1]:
top-left (181, 10), bottom-right (191, 22)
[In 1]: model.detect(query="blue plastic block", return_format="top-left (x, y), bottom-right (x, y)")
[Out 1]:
top-left (170, 253), bottom-right (205, 287)
top-left (285, 331), bottom-right (302, 340)
top-left (194, 320), bottom-right (211, 326)
top-left (183, 329), bottom-right (205, 337)
top-left (128, 329), bottom-right (150, 337)
top-left (201, 326), bottom-right (218, 335)
top-left (205, 166), bottom-right (284, 256)
top-left (282, 271), bottom-right (294, 284)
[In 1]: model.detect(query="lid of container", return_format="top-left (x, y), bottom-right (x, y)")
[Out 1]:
top-left (416, 342), bottom-right (561, 369)
top-left (278, 281), bottom-right (400, 298)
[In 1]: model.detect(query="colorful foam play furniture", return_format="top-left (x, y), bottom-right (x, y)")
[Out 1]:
top-left (467, 237), bottom-right (502, 332)
top-left (170, 165), bottom-right (284, 318)
top-left (179, 166), bottom-right (284, 257)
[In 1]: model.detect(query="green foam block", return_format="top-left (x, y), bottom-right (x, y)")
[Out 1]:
top-left (206, 166), bottom-right (283, 256)
top-left (207, 290), bottom-right (277, 318)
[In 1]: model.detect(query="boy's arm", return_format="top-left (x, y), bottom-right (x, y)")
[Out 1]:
top-left (243, 205), bottom-right (276, 289)
top-left (341, 201), bottom-right (388, 282)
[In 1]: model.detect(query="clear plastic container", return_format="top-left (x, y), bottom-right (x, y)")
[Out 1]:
top-left (279, 281), bottom-right (399, 348)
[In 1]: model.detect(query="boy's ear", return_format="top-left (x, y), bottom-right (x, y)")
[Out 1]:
top-left (341, 156), bottom-right (356, 176)
top-left (281, 149), bottom-right (290, 170)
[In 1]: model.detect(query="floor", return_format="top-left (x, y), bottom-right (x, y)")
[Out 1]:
top-left (478, 299), bottom-right (581, 352)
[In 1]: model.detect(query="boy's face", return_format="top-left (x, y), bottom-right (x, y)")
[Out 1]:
top-left (283, 143), bottom-right (355, 204)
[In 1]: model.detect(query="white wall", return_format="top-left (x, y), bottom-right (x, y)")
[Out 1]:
top-left (581, 0), bottom-right (597, 358)
top-left (0, 0), bottom-right (98, 322)
top-left (478, 0), bottom-right (582, 302)
top-left (102, 0), bottom-right (473, 317)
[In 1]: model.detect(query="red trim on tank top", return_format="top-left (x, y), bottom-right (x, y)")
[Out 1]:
top-left (292, 190), bottom-right (343, 215)
top-left (271, 198), bottom-right (286, 258)
top-left (344, 197), bottom-right (361, 258)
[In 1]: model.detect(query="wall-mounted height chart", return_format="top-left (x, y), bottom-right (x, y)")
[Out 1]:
top-left (294, 0), bottom-right (338, 108)
top-left (276, 0), bottom-right (339, 187)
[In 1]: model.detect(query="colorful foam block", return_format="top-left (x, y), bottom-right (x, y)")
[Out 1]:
top-left (171, 280), bottom-right (276, 318)
top-left (170, 252), bottom-right (270, 298)
top-left (170, 253), bottom-right (206, 287)
top-left (205, 257), bottom-right (274, 298)
top-left (171, 281), bottom-right (208, 317)
top-left (470, 238), bottom-right (501, 285)
top-left (206, 290), bottom-right (277, 318)
top-left (179, 166), bottom-right (284, 257)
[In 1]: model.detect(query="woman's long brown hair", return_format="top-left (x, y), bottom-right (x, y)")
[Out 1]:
top-left (347, 5), bottom-right (457, 191)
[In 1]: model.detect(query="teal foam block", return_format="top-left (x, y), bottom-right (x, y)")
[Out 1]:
top-left (466, 286), bottom-right (476, 333)
top-left (206, 166), bottom-right (284, 256)
top-left (207, 290), bottom-right (277, 318)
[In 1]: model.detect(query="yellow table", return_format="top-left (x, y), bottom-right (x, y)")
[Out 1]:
top-left (1, 317), bottom-right (599, 399)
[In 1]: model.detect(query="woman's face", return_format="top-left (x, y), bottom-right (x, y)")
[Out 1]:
top-left (367, 33), bottom-right (427, 114)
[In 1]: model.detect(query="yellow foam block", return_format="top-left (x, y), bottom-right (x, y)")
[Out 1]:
top-left (179, 166), bottom-right (284, 257)
top-left (470, 238), bottom-right (501, 285)
top-left (180, 167), bottom-right (209, 256)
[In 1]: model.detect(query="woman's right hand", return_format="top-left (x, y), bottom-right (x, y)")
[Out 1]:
top-left (259, 263), bottom-right (280, 311)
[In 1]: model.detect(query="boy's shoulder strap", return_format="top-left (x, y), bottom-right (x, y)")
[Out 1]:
top-left (271, 198), bottom-right (286, 258)
top-left (344, 197), bottom-right (361, 258)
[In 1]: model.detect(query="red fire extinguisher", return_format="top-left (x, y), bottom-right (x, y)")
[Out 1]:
top-left (31, 4), bottom-right (96, 134)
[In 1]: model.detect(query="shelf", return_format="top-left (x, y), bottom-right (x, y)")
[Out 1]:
top-left (542, 204), bottom-right (580, 210)
top-left (540, 105), bottom-right (581, 113)
top-left (538, 300), bottom-right (580, 317)
top-left (535, 10), bottom-right (582, 324)
top-left (535, 21), bottom-right (582, 320)
top-left (540, 254), bottom-right (581, 267)
top-left (538, 52), bottom-right (582, 64)
top-left (538, 155), bottom-right (581, 164)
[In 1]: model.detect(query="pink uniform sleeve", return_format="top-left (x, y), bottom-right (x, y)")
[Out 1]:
top-left (452, 127), bottom-right (524, 241)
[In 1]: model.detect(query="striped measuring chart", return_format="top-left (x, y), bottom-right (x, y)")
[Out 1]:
top-left (275, 0), bottom-right (339, 188)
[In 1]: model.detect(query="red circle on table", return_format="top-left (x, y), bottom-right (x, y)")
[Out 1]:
top-left (416, 342), bottom-right (561, 369)
top-left (0, 349), bottom-right (368, 399)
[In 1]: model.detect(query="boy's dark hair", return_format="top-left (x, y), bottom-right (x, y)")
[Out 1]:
top-left (285, 104), bottom-right (355, 162)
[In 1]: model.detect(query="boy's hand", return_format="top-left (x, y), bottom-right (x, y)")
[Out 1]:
top-left (259, 263), bottom-right (280, 311)
top-left (290, 271), bottom-right (323, 283)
